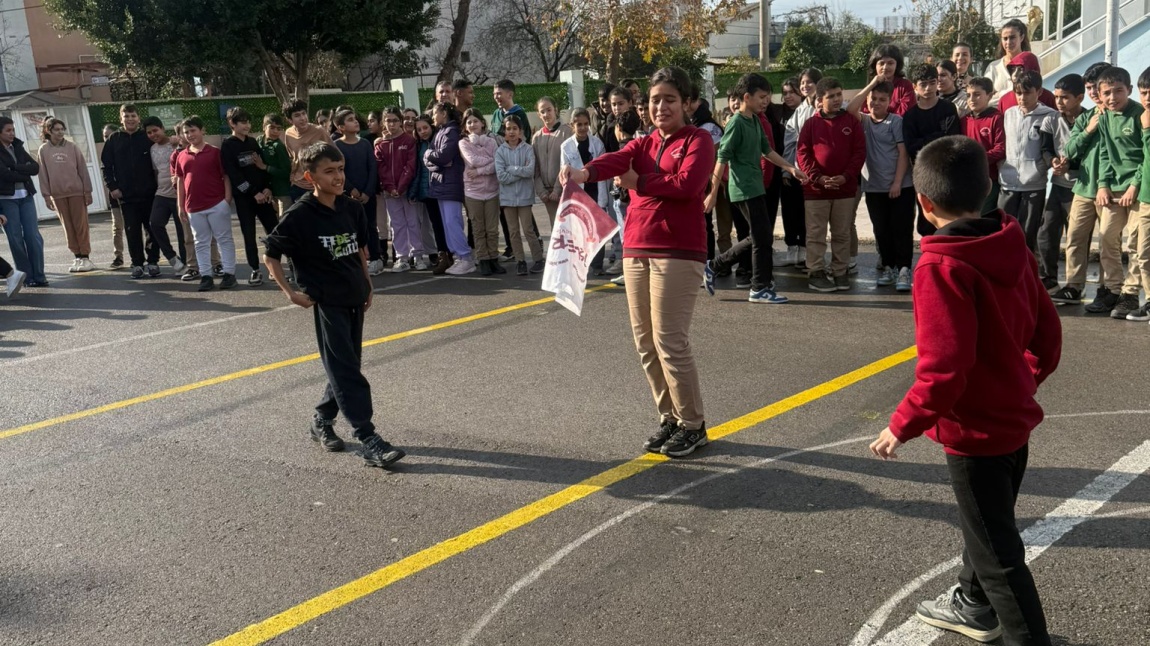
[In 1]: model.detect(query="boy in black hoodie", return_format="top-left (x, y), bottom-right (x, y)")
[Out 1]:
top-left (101, 104), bottom-right (160, 278)
top-left (222, 107), bottom-right (280, 286)
top-left (264, 143), bottom-right (405, 469)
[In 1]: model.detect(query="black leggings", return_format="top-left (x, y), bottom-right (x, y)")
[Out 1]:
top-left (235, 194), bottom-right (280, 270)
top-left (422, 198), bottom-right (448, 253)
top-left (865, 189), bottom-right (917, 269)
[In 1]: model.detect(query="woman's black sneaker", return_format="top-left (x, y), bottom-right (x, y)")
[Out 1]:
top-left (529, 260), bottom-right (546, 274)
top-left (219, 273), bottom-right (237, 289)
top-left (915, 585), bottom-right (1002, 642)
top-left (197, 276), bottom-right (214, 292)
top-left (644, 419), bottom-right (679, 453)
top-left (479, 259), bottom-right (493, 276)
top-left (1084, 286), bottom-right (1118, 314)
top-left (490, 260), bottom-right (506, 274)
top-left (1110, 293), bottom-right (1140, 319)
top-left (310, 419), bottom-right (345, 452)
top-left (516, 261), bottom-right (529, 276)
top-left (1049, 285), bottom-right (1081, 305)
top-left (361, 435), bottom-right (405, 468)
top-left (1126, 301), bottom-right (1150, 322)
top-left (662, 425), bottom-right (708, 458)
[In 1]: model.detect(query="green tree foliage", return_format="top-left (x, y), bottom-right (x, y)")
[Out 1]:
top-left (929, 9), bottom-right (998, 67)
top-left (657, 46), bottom-right (708, 86)
top-left (775, 24), bottom-right (834, 71)
top-left (847, 32), bottom-right (887, 73)
top-left (44, 0), bottom-right (436, 103)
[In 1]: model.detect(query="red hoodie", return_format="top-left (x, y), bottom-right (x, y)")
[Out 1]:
top-left (997, 52), bottom-right (1057, 112)
top-left (796, 110), bottom-right (867, 199)
top-left (962, 108), bottom-right (1007, 183)
top-left (890, 212), bottom-right (1062, 457)
top-left (585, 125), bottom-right (715, 262)
top-left (758, 112), bottom-right (777, 191)
top-left (374, 133), bottom-right (417, 195)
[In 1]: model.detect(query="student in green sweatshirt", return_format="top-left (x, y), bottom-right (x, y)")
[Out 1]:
top-left (1124, 66), bottom-right (1150, 323)
top-left (259, 113), bottom-right (293, 218)
top-left (1053, 63), bottom-right (1113, 308)
top-left (1094, 67), bottom-right (1145, 320)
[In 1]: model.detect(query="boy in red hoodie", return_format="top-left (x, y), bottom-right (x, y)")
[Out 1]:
top-left (870, 136), bottom-right (1061, 646)
top-left (962, 77), bottom-right (1007, 214)
top-left (797, 77), bottom-right (866, 292)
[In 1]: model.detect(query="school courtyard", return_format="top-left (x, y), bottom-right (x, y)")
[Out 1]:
top-left (1, 213), bottom-right (1148, 646)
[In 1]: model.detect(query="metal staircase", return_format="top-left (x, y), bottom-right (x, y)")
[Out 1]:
top-left (1030, 0), bottom-right (1150, 77)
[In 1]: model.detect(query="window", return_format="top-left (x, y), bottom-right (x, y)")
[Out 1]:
top-left (461, 51), bottom-right (471, 63)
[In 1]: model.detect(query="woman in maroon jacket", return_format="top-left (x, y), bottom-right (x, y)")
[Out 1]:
top-left (561, 66), bottom-right (715, 458)
top-left (866, 44), bottom-right (916, 117)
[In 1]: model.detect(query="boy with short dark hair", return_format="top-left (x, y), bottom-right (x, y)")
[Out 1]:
top-left (903, 64), bottom-right (961, 235)
top-left (1053, 62), bottom-right (1115, 309)
top-left (282, 98), bottom-right (330, 202)
top-left (173, 116), bottom-right (237, 292)
top-left (999, 69), bottom-right (1060, 250)
top-left (101, 103), bottom-right (160, 279)
top-left (141, 115), bottom-right (187, 277)
top-left (796, 77), bottom-right (866, 292)
top-left (1038, 74), bottom-right (1086, 290)
top-left (492, 79), bottom-right (532, 142)
top-left (332, 109), bottom-right (383, 275)
top-left (962, 77), bottom-right (1006, 215)
top-left (222, 106), bottom-right (280, 286)
top-left (452, 79), bottom-right (474, 112)
top-left (263, 143), bottom-right (405, 469)
top-left (259, 114), bottom-right (292, 217)
top-left (1129, 66), bottom-right (1150, 322)
top-left (703, 73), bottom-right (806, 304)
top-left (1094, 66), bottom-right (1146, 320)
top-left (871, 135), bottom-right (1061, 646)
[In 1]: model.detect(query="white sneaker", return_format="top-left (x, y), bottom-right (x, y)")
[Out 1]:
top-left (445, 257), bottom-right (476, 275)
top-left (896, 267), bottom-right (912, 292)
top-left (68, 258), bottom-right (82, 273)
top-left (610, 274), bottom-right (626, 285)
top-left (5, 269), bottom-right (25, 297)
top-left (170, 257), bottom-right (187, 274)
top-left (795, 246), bottom-right (807, 267)
top-left (772, 247), bottom-right (791, 267)
top-left (604, 259), bottom-right (623, 275)
top-left (414, 258), bottom-right (430, 271)
top-left (77, 258), bottom-right (96, 272)
top-left (389, 260), bottom-right (411, 273)
top-left (368, 259), bottom-right (385, 276)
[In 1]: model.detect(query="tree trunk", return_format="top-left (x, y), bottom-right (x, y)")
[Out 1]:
top-left (255, 40), bottom-right (292, 105)
top-left (294, 49), bottom-right (311, 103)
top-left (438, 0), bottom-right (473, 83)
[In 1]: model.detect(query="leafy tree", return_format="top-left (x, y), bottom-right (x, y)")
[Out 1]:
top-left (657, 46), bottom-right (708, 84)
top-left (827, 12), bottom-right (876, 67)
top-left (44, 0), bottom-right (435, 103)
top-left (480, 0), bottom-right (585, 82)
top-left (929, 8), bottom-right (998, 70)
top-left (775, 24), bottom-right (834, 71)
top-left (846, 32), bottom-right (887, 73)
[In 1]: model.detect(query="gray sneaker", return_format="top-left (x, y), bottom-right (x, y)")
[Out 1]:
top-left (1111, 293), bottom-right (1141, 320)
top-left (915, 585), bottom-right (1002, 643)
top-left (808, 270), bottom-right (836, 293)
top-left (834, 274), bottom-right (850, 291)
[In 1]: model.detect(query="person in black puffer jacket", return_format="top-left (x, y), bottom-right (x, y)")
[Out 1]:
top-left (101, 104), bottom-right (160, 277)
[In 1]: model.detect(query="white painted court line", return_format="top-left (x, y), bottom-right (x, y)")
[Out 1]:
top-left (457, 436), bottom-right (873, 646)
top-left (3, 276), bottom-right (461, 367)
top-left (856, 440), bottom-right (1150, 646)
top-left (1046, 410), bottom-right (1150, 419)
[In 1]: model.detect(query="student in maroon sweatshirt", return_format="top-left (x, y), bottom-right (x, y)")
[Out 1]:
top-left (871, 136), bottom-right (1061, 646)
top-left (797, 77), bottom-right (867, 292)
top-left (561, 66), bottom-right (715, 459)
top-left (997, 52), bottom-right (1058, 113)
top-left (962, 77), bottom-right (1007, 214)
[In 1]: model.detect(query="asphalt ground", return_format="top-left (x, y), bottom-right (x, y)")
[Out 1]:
top-left (1, 212), bottom-right (1148, 646)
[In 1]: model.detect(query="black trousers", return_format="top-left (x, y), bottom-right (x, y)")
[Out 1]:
top-left (363, 195), bottom-right (383, 261)
top-left (769, 173), bottom-right (807, 247)
top-left (1037, 185), bottom-right (1073, 282)
top-left (0, 254), bottom-right (12, 277)
top-left (999, 189), bottom-right (1046, 251)
top-left (948, 444), bottom-right (1051, 646)
top-left (235, 193), bottom-right (280, 270)
top-left (122, 200), bottom-right (158, 266)
top-left (713, 195), bottom-right (774, 290)
top-left (313, 302), bottom-right (376, 441)
top-left (149, 195), bottom-right (185, 263)
top-left (865, 189), bottom-right (917, 270)
top-left (422, 197), bottom-right (448, 253)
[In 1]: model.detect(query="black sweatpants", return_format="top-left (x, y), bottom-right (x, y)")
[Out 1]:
top-left (1037, 185), bottom-right (1073, 283)
top-left (865, 189), bottom-right (917, 270)
top-left (768, 173), bottom-right (807, 247)
top-left (313, 302), bottom-right (376, 441)
top-left (948, 444), bottom-right (1051, 646)
top-left (363, 195), bottom-right (382, 261)
top-left (422, 197), bottom-right (448, 253)
top-left (235, 193), bottom-right (280, 270)
top-left (149, 195), bottom-right (185, 263)
top-left (713, 194), bottom-right (774, 291)
top-left (999, 189), bottom-right (1046, 251)
top-left (122, 200), bottom-right (158, 267)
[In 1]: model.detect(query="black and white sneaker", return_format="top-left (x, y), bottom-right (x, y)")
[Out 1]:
top-left (1110, 293), bottom-right (1140, 320)
top-left (662, 425), bottom-right (708, 458)
top-left (915, 585), bottom-right (1002, 643)
top-left (181, 269), bottom-right (200, 282)
top-left (1084, 286), bottom-right (1118, 314)
top-left (1049, 285), bottom-right (1081, 305)
top-left (1126, 301), bottom-right (1150, 322)
top-left (309, 418), bottom-right (345, 452)
top-left (361, 435), bottom-right (405, 468)
top-left (644, 419), bottom-right (679, 453)
top-left (129, 265), bottom-right (145, 279)
top-left (146, 264), bottom-right (161, 278)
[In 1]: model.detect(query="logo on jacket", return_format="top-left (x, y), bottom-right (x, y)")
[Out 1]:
top-left (51, 152), bottom-right (68, 163)
top-left (979, 127), bottom-right (991, 138)
top-left (1122, 125), bottom-right (1134, 136)
top-left (671, 146), bottom-right (685, 159)
top-left (398, 145), bottom-right (409, 151)
top-left (319, 232), bottom-right (360, 260)
top-left (842, 127), bottom-right (852, 136)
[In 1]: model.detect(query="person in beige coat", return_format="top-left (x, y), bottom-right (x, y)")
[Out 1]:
top-left (532, 96), bottom-right (573, 226)
top-left (38, 118), bottom-right (94, 272)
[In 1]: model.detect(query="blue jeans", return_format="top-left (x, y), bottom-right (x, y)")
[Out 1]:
top-left (1, 195), bottom-right (46, 283)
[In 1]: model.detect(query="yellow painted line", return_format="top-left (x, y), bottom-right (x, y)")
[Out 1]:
top-left (0, 285), bottom-right (617, 442)
top-left (211, 345), bottom-right (919, 646)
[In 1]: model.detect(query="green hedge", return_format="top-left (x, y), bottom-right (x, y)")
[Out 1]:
top-left (89, 91), bottom-right (404, 141)
top-left (415, 82), bottom-right (569, 115)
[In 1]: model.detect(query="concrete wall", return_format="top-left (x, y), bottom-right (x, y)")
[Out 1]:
top-left (24, 0), bottom-right (112, 102)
